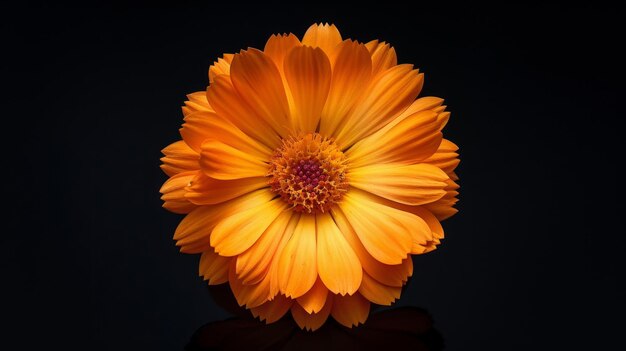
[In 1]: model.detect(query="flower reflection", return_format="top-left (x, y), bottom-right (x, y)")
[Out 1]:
top-left (186, 285), bottom-right (443, 350)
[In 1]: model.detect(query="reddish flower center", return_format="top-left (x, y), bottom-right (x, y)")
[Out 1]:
top-left (268, 133), bottom-right (349, 213)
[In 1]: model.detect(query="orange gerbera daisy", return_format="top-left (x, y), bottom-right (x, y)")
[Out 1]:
top-left (160, 23), bottom-right (459, 331)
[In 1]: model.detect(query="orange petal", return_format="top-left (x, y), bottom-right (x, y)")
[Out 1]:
top-left (397, 95), bottom-right (444, 117)
top-left (199, 248), bottom-right (230, 285)
top-left (436, 111), bottom-right (451, 131)
top-left (296, 277), bottom-right (328, 314)
top-left (331, 293), bottom-right (370, 328)
top-left (199, 139), bottom-right (267, 180)
top-left (186, 91), bottom-right (211, 105)
top-left (316, 213), bottom-right (362, 295)
top-left (423, 138), bottom-right (460, 176)
top-left (208, 53), bottom-right (234, 83)
top-left (230, 48), bottom-right (291, 138)
top-left (236, 211), bottom-right (294, 285)
top-left (335, 64), bottom-right (424, 148)
top-left (185, 173), bottom-right (268, 206)
top-left (387, 96), bottom-right (445, 132)
top-left (228, 261), bottom-right (272, 308)
top-left (179, 111), bottom-right (210, 152)
top-left (250, 294), bottom-right (293, 323)
top-left (364, 257), bottom-right (412, 288)
top-left (432, 104), bottom-right (446, 112)
top-left (379, 199), bottom-right (445, 253)
top-left (160, 140), bottom-right (199, 177)
top-left (319, 40), bottom-right (372, 142)
top-left (174, 189), bottom-right (274, 253)
top-left (424, 179), bottom-right (459, 220)
top-left (182, 91), bottom-right (214, 116)
top-left (346, 110), bottom-right (442, 168)
top-left (414, 206), bottom-right (444, 240)
top-left (264, 33), bottom-right (301, 76)
top-left (291, 294), bottom-right (333, 331)
top-left (349, 163), bottom-right (449, 206)
top-left (283, 46), bottom-right (331, 133)
top-left (180, 110), bottom-right (272, 158)
top-left (365, 40), bottom-right (397, 76)
top-left (338, 190), bottom-right (416, 265)
top-left (211, 198), bottom-right (287, 257)
top-left (159, 171), bottom-right (197, 214)
top-left (412, 206), bottom-right (444, 253)
top-left (424, 200), bottom-right (459, 221)
top-left (353, 190), bottom-right (434, 255)
top-left (376, 196), bottom-right (445, 243)
top-left (358, 271), bottom-right (401, 306)
top-left (207, 74), bottom-right (281, 150)
top-left (330, 206), bottom-right (413, 287)
top-left (302, 23), bottom-right (342, 56)
top-left (277, 214), bottom-right (317, 298)
top-left (263, 33), bottom-right (302, 126)
top-left (449, 171), bottom-right (459, 181)
top-left (268, 213), bottom-right (300, 298)
top-left (176, 241), bottom-right (212, 255)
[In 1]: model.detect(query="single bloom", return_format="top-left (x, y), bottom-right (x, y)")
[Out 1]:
top-left (160, 23), bottom-right (460, 331)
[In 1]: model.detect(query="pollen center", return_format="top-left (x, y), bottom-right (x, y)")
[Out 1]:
top-left (268, 133), bottom-right (349, 213)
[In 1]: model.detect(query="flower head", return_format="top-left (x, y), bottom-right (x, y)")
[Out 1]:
top-left (160, 23), bottom-right (460, 330)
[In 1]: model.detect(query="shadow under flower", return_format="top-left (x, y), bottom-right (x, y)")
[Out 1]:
top-left (186, 285), bottom-right (444, 350)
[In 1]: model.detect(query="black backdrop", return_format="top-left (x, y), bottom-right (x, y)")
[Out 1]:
top-left (2, 3), bottom-right (624, 350)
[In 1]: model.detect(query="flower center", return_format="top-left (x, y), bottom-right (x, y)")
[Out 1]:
top-left (268, 133), bottom-right (349, 213)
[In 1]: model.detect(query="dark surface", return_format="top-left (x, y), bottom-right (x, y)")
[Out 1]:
top-left (189, 285), bottom-right (443, 350)
top-left (2, 3), bottom-right (624, 350)
top-left (186, 306), bottom-right (443, 351)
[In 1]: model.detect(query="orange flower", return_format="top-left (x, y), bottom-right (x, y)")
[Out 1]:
top-left (160, 23), bottom-right (459, 331)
